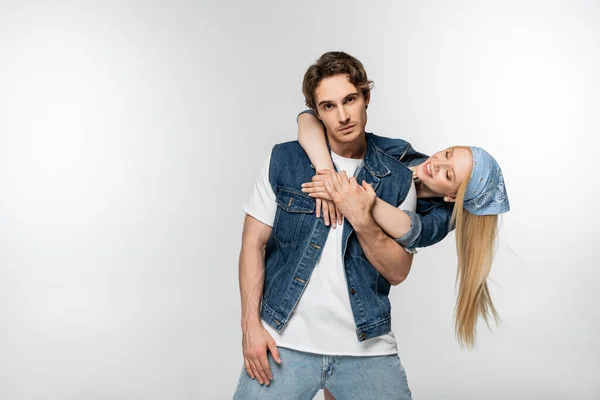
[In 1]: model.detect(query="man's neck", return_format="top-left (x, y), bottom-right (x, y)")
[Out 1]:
top-left (327, 133), bottom-right (367, 159)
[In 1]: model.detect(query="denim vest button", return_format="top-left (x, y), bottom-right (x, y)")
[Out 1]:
top-left (360, 332), bottom-right (367, 340)
top-left (350, 288), bottom-right (356, 295)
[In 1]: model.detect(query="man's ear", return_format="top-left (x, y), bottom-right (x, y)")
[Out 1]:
top-left (443, 194), bottom-right (457, 203)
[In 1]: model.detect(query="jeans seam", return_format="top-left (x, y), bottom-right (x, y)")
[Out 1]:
top-left (232, 365), bottom-right (246, 399)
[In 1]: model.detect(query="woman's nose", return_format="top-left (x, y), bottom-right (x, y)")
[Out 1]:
top-left (433, 160), bottom-right (450, 172)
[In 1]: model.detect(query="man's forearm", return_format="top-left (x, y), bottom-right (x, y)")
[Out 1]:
top-left (353, 215), bottom-right (413, 286)
top-left (239, 245), bottom-right (266, 330)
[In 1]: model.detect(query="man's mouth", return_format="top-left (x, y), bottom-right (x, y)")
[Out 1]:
top-left (338, 124), bottom-right (355, 134)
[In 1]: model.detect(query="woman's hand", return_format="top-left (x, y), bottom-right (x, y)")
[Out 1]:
top-left (303, 170), bottom-right (377, 228)
top-left (325, 171), bottom-right (377, 228)
top-left (301, 169), bottom-right (334, 200)
top-left (301, 170), bottom-right (342, 228)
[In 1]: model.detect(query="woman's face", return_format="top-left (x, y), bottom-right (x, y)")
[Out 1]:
top-left (415, 147), bottom-right (473, 201)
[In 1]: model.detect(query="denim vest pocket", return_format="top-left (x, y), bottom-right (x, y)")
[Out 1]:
top-left (273, 187), bottom-right (315, 245)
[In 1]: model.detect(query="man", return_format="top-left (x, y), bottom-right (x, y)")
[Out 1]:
top-left (233, 52), bottom-right (417, 399)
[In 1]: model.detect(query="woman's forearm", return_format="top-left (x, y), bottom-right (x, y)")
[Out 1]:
top-left (297, 112), bottom-right (334, 171)
top-left (371, 198), bottom-right (412, 239)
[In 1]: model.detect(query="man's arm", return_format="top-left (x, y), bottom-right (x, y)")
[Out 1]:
top-left (239, 214), bottom-right (281, 386)
top-left (323, 172), bottom-right (413, 285)
top-left (354, 214), bottom-right (414, 286)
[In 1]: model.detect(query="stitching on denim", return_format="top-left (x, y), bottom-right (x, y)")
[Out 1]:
top-left (357, 315), bottom-right (392, 332)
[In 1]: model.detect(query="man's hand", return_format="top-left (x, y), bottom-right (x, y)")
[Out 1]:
top-left (322, 170), bottom-right (377, 228)
top-left (242, 322), bottom-right (281, 386)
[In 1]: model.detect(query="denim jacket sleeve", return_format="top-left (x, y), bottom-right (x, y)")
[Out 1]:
top-left (297, 109), bottom-right (317, 121)
top-left (396, 199), bottom-right (455, 250)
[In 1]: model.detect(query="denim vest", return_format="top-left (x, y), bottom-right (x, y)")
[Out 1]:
top-left (261, 133), bottom-right (413, 342)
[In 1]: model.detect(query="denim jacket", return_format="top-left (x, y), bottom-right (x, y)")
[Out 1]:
top-left (365, 133), bottom-right (455, 250)
top-left (262, 134), bottom-right (413, 342)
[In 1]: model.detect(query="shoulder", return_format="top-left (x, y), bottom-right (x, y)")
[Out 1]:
top-left (367, 132), bottom-right (429, 167)
top-left (272, 140), bottom-right (303, 154)
top-left (367, 133), bottom-right (412, 159)
top-left (366, 133), bottom-right (411, 173)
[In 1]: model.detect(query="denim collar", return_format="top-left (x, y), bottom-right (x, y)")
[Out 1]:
top-left (363, 133), bottom-right (391, 178)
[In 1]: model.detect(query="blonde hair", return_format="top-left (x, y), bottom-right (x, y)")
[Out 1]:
top-left (449, 146), bottom-right (500, 349)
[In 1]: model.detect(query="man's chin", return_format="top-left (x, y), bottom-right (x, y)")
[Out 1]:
top-left (332, 131), bottom-right (363, 143)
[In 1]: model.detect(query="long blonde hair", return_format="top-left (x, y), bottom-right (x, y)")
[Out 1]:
top-left (449, 146), bottom-right (500, 349)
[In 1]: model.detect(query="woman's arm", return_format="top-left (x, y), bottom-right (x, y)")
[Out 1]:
top-left (297, 111), bottom-right (341, 227)
top-left (297, 111), bottom-right (334, 171)
top-left (302, 174), bottom-right (414, 239)
top-left (371, 198), bottom-right (412, 238)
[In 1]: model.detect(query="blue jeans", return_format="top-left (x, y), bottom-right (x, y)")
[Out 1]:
top-left (233, 347), bottom-right (412, 399)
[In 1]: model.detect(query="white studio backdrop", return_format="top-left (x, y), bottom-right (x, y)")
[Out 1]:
top-left (0, 1), bottom-right (598, 399)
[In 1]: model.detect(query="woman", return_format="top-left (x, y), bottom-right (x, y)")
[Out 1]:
top-left (297, 110), bottom-right (510, 350)
top-left (296, 112), bottom-right (509, 400)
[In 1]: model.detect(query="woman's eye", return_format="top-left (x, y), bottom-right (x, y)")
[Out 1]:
top-left (445, 150), bottom-right (450, 159)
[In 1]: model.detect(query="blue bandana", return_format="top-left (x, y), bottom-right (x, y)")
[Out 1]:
top-left (463, 147), bottom-right (510, 216)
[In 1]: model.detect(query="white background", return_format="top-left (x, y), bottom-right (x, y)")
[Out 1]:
top-left (0, 1), bottom-right (598, 399)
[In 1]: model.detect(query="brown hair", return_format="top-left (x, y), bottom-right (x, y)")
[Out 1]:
top-left (302, 51), bottom-right (374, 111)
top-left (449, 146), bottom-right (501, 349)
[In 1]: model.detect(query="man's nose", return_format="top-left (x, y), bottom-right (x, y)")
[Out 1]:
top-left (337, 106), bottom-right (350, 123)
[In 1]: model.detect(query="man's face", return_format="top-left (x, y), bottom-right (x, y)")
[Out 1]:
top-left (314, 74), bottom-right (370, 146)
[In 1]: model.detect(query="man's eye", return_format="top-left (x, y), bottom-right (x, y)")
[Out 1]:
top-left (346, 97), bottom-right (355, 103)
top-left (446, 171), bottom-right (451, 180)
top-left (324, 104), bottom-right (333, 110)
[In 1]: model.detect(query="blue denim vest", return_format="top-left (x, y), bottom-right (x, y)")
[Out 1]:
top-left (261, 133), bottom-right (413, 342)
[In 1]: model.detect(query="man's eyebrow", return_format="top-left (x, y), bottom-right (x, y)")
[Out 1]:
top-left (317, 92), bottom-right (360, 108)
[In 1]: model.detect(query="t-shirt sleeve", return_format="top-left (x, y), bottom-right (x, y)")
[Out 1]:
top-left (397, 181), bottom-right (417, 212)
top-left (242, 153), bottom-right (277, 227)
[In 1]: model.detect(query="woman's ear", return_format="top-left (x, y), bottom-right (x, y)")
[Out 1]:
top-left (444, 194), bottom-right (457, 203)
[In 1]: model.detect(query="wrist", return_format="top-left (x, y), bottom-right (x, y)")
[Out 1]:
top-left (242, 316), bottom-right (262, 332)
top-left (315, 163), bottom-right (335, 171)
top-left (352, 213), bottom-right (378, 234)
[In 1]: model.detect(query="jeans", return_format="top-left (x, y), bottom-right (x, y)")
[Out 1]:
top-left (233, 347), bottom-right (412, 400)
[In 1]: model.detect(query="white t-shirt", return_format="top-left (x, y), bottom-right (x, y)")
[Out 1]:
top-left (243, 151), bottom-right (417, 356)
